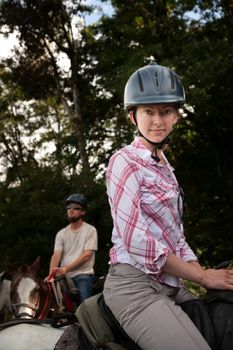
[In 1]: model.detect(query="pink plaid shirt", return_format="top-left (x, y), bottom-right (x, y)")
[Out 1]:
top-left (106, 137), bottom-right (197, 287)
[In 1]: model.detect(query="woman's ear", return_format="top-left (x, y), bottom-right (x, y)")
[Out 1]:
top-left (173, 116), bottom-right (179, 125)
top-left (173, 109), bottom-right (180, 125)
top-left (129, 111), bottom-right (136, 125)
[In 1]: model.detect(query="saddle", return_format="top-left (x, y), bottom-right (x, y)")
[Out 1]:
top-left (179, 298), bottom-right (216, 349)
top-left (75, 293), bottom-right (142, 350)
top-left (75, 293), bottom-right (216, 350)
top-left (73, 289), bottom-right (233, 350)
top-left (205, 289), bottom-right (233, 350)
top-left (57, 275), bottom-right (80, 300)
top-left (52, 275), bottom-right (80, 313)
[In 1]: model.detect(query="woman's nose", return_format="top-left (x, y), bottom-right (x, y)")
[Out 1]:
top-left (151, 113), bottom-right (163, 124)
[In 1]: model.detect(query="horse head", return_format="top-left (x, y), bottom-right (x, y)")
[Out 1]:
top-left (7, 257), bottom-right (49, 319)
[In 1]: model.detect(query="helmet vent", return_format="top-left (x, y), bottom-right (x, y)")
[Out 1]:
top-left (170, 71), bottom-right (175, 90)
top-left (137, 72), bottom-right (144, 92)
top-left (154, 72), bottom-right (159, 87)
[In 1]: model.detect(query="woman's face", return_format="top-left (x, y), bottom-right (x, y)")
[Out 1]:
top-left (130, 104), bottom-right (179, 149)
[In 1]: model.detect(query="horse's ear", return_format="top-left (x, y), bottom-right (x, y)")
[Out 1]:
top-left (31, 256), bottom-right (40, 271)
top-left (5, 263), bottom-right (18, 278)
top-left (0, 271), bottom-right (11, 281)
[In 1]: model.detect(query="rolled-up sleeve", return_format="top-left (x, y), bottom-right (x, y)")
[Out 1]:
top-left (179, 235), bottom-right (198, 262)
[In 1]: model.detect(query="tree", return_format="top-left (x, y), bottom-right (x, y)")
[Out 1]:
top-left (171, 0), bottom-right (233, 265)
top-left (0, 0), bottom-right (115, 274)
top-left (89, 0), bottom-right (233, 265)
top-left (0, 64), bottom-right (80, 183)
top-left (0, 0), bottom-right (100, 173)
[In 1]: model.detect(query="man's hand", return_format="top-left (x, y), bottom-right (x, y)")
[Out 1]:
top-left (44, 268), bottom-right (65, 282)
top-left (53, 267), bottom-right (67, 276)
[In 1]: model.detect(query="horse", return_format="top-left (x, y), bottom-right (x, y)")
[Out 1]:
top-left (72, 262), bottom-right (233, 350)
top-left (0, 257), bottom-right (80, 350)
top-left (3, 257), bottom-right (233, 350)
top-left (9, 257), bottom-right (53, 320)
top-left (5, 256), bottom-right (80, 321)
top-left (0, 272), bottom-right (11, 309)
top-left (0, 323), bottom-right (68, 350)
top-left (4, 257), bottom-right (233, 350)
top-left (0, 271), bottom-right (13, 322)
top-left (0, 272), bottom-right (11, 321)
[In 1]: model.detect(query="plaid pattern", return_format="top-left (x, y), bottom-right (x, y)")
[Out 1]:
top-left (106, 137), bottom-right (197, 287)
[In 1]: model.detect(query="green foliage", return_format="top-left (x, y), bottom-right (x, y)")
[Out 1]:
top-left (0, 166), bottom-right (112, 276)
top-left (184, 280), bottom-right (206, 298)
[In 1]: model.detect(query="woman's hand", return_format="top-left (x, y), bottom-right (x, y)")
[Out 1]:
top-left (163, 255), bottom-right (233, 291)
top-left (199, 268), bottom-right (233, 290)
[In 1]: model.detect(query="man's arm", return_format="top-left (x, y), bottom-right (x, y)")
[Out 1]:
top-left (49, 250), bottom-right (62, 274)
top-left (54, 250), bottom-right (93, 276)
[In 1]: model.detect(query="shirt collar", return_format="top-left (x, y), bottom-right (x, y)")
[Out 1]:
top-left (130, 136), bottom-right (175, 171)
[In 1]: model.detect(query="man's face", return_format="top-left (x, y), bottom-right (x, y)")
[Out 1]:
top-left (66, 202), bottom-right (85, 222)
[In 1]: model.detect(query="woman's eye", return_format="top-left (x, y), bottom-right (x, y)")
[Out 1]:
top-left (161, 108), bottom-right (173, 116)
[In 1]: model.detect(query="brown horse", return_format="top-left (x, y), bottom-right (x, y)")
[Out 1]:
top-left (7, 257), bottom-right (79, 321)
top-left (7, 257), bottom-right (55, 320)
top-left (0, 257), bottom-right (81, 350)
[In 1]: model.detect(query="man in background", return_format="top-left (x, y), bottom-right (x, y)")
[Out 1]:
top-left (48, 193), bottom-right (98, 302)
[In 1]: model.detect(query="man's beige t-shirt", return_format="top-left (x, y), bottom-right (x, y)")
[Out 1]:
top-left (54, 222), bottom-right (98, 278)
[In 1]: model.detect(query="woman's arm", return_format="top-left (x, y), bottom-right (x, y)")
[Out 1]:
top-left (163, 254), bottom-right (233, 290)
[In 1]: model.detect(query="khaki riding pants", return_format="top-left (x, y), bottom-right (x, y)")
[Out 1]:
top-left (103, 264), bottom-right (211, 350)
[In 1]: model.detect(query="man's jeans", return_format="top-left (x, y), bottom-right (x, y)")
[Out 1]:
top-left (72, 274), bottom-right (94, 302)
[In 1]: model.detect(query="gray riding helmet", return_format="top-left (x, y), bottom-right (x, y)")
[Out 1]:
top-left (124, 62), bottom-right (185, 110)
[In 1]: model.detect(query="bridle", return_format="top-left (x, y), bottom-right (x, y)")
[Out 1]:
top-left (11, 301), bottom-right (40, 319)
top-left (11, 281), bottom-right (52, 319)
top-left (1, 272), bottom-right (78, 330)
top-left (1, 259), bottom-right (77, 330)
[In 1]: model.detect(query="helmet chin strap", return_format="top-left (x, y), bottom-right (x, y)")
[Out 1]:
top-left (137, 130), bottom-right (170, 162)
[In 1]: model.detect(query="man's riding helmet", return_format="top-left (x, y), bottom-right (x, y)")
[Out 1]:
top-left (124, 62), bottom-right (185, 111)
top-left (66, 194), bottom-right (87, 209)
